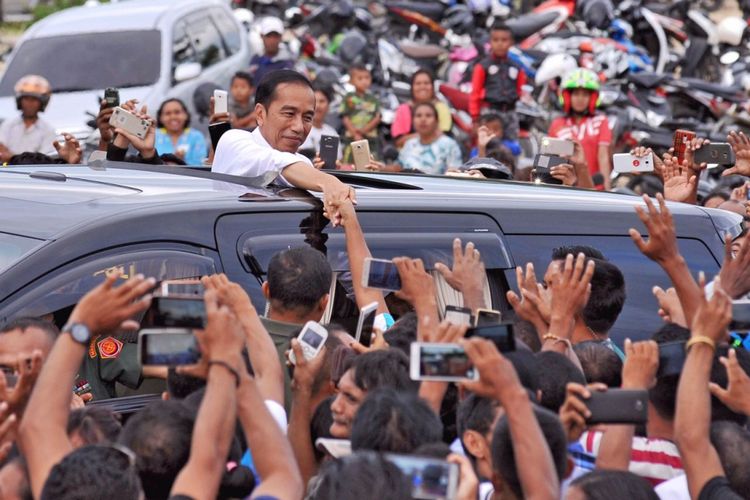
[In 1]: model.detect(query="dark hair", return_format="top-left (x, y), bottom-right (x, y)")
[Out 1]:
top-left (166, 367), bottom-right (207, 400)
top-left (711, 421), bottom-right (750, 495)
top-left (490, 21), bottom-right (514, 37)
top-left (8, 152), bottom-right (64, 165)
top-left (349, 63), bottom-right (370, 75)
top-left (584, 258), bottom-right (626, 334)
top-left (410, 69), bottom-right (435, 100)
top-left (311, 396), bottom-right (335, 461)
top-left (551, 246), bottom-right (606, 261)
top-left (118, 400), bottom-right (193, 500)
top-left (41, 445), bottom-right (142, 500)
top-left (267, 247), bottom-right (332, 314)
top-left (511, 318), bottom-right (540, 352)
top-left (383, 312), bottom-right (418, 356)
top-left (711, 345), bottom-right (750, 426)
top-left (311, 451), bottom-right (412, 500)
top-left (351, 388), bottom-right (442, 453)
top-left (412, 102), bottom-right (439, 121)
top-left (349, 349), bottom-right (417, 393)
top-left (485, 143), bottom-right (516, 172)
top-left (457, 394), bottom-right (501, 463)
top-left (535, 351), bottom-right (586, 412)
top-left (491, 405), bottom-right (567, 498)
top-left (312, 82), bottom-right (334, 104)
top-left (311, 333), bottom-right (344, 395)
top-left (232, 71), bottom-right (254, 88)
top-left (479, 112), bottom-right (503, 126)
top-left (702, 189), bottom-right (730, 207)
top-left (159, 153), bottom-right (187, 166)
top-left (156, 98), bottom-right (191, 129)
top-left (67, 406), bottom-right (122, 445)
top-left (0, 317), bottom-right (58, 344)
top-left (649, 323), bottom-right (690, 419)
top-left (254, 69), bottom-right (313, 109)
top-left (573, 341), bottom-right (623, 388)
top-left (570, 469), bottom-right (658, 499)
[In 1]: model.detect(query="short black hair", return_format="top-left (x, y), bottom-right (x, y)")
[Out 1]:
top-left (511, 318), bottom-right (540, 352)
top-left (0, 317), bottom-right (58, 344)
top-left (311, 451), bottom-right (412, 500)
top-left (649, 323), bottom-right (690, 420)
top-left (585, 258), bottom-right (626, 334)
top-left (711, 421), bottom-right (750, 495)
top-left (506, 349), bottom-right (540, 394)
top-left (457, 394), bottom-right (501, 463)
top-left (156, 98), bottom-right (191, 129)
top-left (573, 340), bottom-right (623, 388)
top-left (255, 69), bottom-right (313, 108)
top-left (166, 367), bottom-right (207, 400)
top-left (702, 189), bottom-right (730, 207)
top-left (551, 245), bottom-right (606, 261)
top-left (569, 469), bottom-right (659, 499)
top-left (312, 82), bottom-right (334, 104)
top-left (41, 445), bottom-right (142, 500)
top-left (351, 388), bottom-right (442, 453)
top-left (8, 152), bottom-right (64, 165)
top-left (490, 21), bottom-right (514, 37)
top-left (491, 405), bottom-right (567, 498)
top-left (535, 351), bottom-right (586, 412)
top-left (67, 406), bottom-right (122, 446)
top-left (479, 112), bottom-right (503, 125)
top-left (267, 246), bottom-right (332, 314)
top-left (349, 63), bottom-right (370, 75)
top-left (349, 349), bottom-right (417, 393)
top-left (232, 71), bottom-right (254, 88)
top-left (383, 312), bottom-right (417, 356)
top-left (118, 400), bottom-right (193, 500)
top-left (159, 153), bottom-right (187, 166)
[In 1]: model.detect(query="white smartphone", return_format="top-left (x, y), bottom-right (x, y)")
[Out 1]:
top-left (410, 342), bottom-right (478, 382)
top-left (214, 89), bottom-right (228, 115)
top-left (355, 301), bottom-right (379, 346)
top-left (613, 153), bottom-right (654, 173)
top-left (540, 137), bottom-right (574, 157)
top-left (385, 453), bottom-right (459, 500)
top-left (351, 139), bottom-right (371, 170)
top-left (289, 321), bottom-right (329, 365)
top-left (362, 257), bottom-right (402, 291)
top-left (109, 106), bottom-right (151, 140)
top-left (444, 305), bottom-right (472, 326)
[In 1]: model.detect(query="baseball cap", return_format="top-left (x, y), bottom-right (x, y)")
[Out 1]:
top-left (260, 17), bottom-right (284, 36)
top-left (463, 157), bottom-right (513, 180)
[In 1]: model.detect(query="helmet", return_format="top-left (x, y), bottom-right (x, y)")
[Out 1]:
top-left (717, 16), bottom-right (746, 46)
top-left (535, 53), bottom-right (577, 85)
top-left (14, 74), bottom-right (51, 111)
top-left (443, 5), bottom-right (474, 35)
top-left (559, 68), bottom-right (600, 115)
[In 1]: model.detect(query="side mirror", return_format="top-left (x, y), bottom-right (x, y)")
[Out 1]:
top-left (173, 62), bottom-right (202, 83)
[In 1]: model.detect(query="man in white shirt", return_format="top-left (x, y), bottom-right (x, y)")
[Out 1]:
top-left (212, 70), bottom-right (354, 222)
top-left (0, 74), bottom-right (56, 162)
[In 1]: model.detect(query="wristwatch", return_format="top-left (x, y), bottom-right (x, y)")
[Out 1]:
top-left (62, 322), bottom-right (91, 345)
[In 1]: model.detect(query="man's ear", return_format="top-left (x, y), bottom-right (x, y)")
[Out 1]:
top-left (462, 430), bottom-right (487, 460)
top-left (255, 103), bottom-right (266, 127)
top-left (317, 293), bottom-right (330, 315)
top-left (262, 281), bottom-right (270, 300)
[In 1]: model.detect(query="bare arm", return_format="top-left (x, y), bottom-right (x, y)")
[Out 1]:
top-left (281, 163), bottom-right (357, 226)
top-left (342, 116), bottom-right (359, 138)
top-left (597, 144), bottom-right (611, 190)
top-left (394, 258), bottom-right (440, 341)
top-left (361, 113), bottom-right (381, 135)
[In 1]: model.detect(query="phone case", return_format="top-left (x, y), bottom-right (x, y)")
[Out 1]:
top-left (213, 90), bottom-right (228, 114)
top-left (584, 389), bottom-right (648, 424)
top-left (693, 143), bottom-right (735, 166)
top-left (351, 139), bottom-right (371, 170)
top-left (673, 129), bottom-right (696, 165)
top-left (612, 153), bottom-right (654, 173)
top-left (320, 135), bottom-right (339, 170)
top-left (109, 107), bottom-right (150, 140)
top-left (540, 137), bottom-right (574, 157)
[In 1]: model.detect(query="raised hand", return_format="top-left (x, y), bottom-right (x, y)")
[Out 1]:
top-left (718, 233), bottom-right (750, 299)
top-left (724, 149), bottom-right (750, 177)
top-left (621, 339), bottom-right (659, 389)
top-left (550, 163), bottom-right (577, 186)
top-left (632, 146), bottom-right (664, 176)
top-left (506, 263), bottom-right (550, 335)
top-left (708, 348), bottom-right (750, 416)
top-left (691, 277), bottom-right (732, 345)
top-left (629, 194), bottom-right (680, 264)
top-left (96, 99), bottom-right (116, 145)
top-left (730, 181), bottom-right (749, 203)
top-left (653, 286), bottom-right (687, 327)
top-left (684, 137), bottom-right (710, 173)
top-left (558, 382), bottom-right (606, 443)
top-left (289, 340), bottom-right (327, 393)
top-left (547, 253), bottom-right (595, 332)
top-left (394, 257), bottom-right (436, 307)
top-left (53, 133), bottom-right (83, 164)
top-left (662, 157), bottom-right (697, 203)
top-left (727, 130), bottom-right (750, 155)
top-left (435, 238), bottom-right (487, 299)
top-left (114, 104), bottom-right (157, 159)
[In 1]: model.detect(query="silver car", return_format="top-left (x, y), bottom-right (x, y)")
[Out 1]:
top-left (0, 0), bottom-right (249, 143)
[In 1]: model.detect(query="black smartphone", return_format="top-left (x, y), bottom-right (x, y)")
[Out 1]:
top-left (532, 154), bottom-right (565, 185)
top-left (139, 329), bottom-right (201, 366)
top-left (657, 340), bottom-right (687, 378)
top-left (730, 301), bottom-right (750, 332)
top-left (104, 88), bottom-right (120, 108)
top-left (466, 323), bottom-right (515, 353)
top-left (582, 389), bottom-right (649, 424)
top-left (320, 135), bottom-right (339, 170)
top-left (693, 143), bottom-right (735, 166)
top-left (143, 297), bottom-right (206, 329)
top-left (209, 121), bottom-right (232, 150)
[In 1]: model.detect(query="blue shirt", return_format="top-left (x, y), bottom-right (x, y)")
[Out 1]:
top-left (398, 135), bottom-right (463, 175)
top-left (155, 128), bottom-right (208, 166)
top-left (249, 55), bottom-right (295, 87)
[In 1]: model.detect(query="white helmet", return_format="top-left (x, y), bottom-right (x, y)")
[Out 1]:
top-left (535, 53), bottom-right (578, 85)
top-left (718, 16), bottom-right (746, 46)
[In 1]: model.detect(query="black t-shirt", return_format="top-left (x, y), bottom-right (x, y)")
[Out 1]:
top-left (698, 476), bottom-right (743, 500)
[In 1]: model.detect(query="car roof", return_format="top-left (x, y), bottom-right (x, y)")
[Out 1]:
top-left (23, 0), bottom-right (225, 37)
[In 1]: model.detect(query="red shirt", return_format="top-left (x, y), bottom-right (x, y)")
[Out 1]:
top-left (548, 114), bottom-right (612, 176)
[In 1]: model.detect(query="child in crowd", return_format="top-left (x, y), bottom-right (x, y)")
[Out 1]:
top-left (301, 83), bottom-right (342, 161)
top-left (470, 113), bottom-right (521, 158)
top-left (340, 64), bottom-right (381, 162)
top-left (229, 72), bottom-right (257, 130)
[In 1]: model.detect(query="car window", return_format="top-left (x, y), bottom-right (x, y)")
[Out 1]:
top-left (172, 19), bottom-right (198, 71)
top-left (211, 9), bottom-right (242, 56)
top-left (0, 232), bottom-right (43, 274)
top-left (185, 12), bottom-right (227, 68)
top-left (0, 31), bottom-right (161, 95)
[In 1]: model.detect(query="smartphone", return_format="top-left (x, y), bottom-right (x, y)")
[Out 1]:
top-left (730, 300), bottom-right (750, 332)
top-left (474, 308), bottom-right (502, 327)
top-left (444, 305), bottom-right (472, 326)
top-left (385, 454), bottom-right (459, 500)
top-left (104, 87), bottom-right (120, 109)
top-left (693, 143), bottom-right (735, 166)
top-left (657, 340), bottom-right (687, 378)
top-left (581, 389), bottom-right (649, 424)
top-left (672, 129), bottom-right (696, 165)
top-left (320, 135), bottom-right (339, 170)
top-left (362, 257), bottom-right (402, 291)
top-left (209, 121), bottom-right (232, 150)
top-left (466, 323), bottom-right (515, 353)
top-left (410, 342), bottom-right (478, 382)
top-left (355, 301), bottom-right (379, 347)
top-left (351, 139), bottom-right (371, 170)
top-left (161, 281), bottom-right (204, 297)
top-left (540, 137), bottom-right (574, 157)
top-left (138, 328), bottom-right (201, 366)
top-left (213, 89), bottom-right (228, 115)
top-left (612, 153), bottom-right (654, 173)
top-left (143, 297), bottom-right (206, 329)
top-left (532, 154), bottom-right (565, 185)
top-left (109, 106), bottom-right (151, 140)
top-left (289, 321), bottom-right (329, 365)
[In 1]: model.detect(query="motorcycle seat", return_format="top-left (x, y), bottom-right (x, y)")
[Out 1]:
top-left (627, 71), bottom-right (669, 89)
top-left (385, 1), bottom-right (447, 21)
top-left (505, 11), bottom-right (560, 40)
top-left (680, 77), bottom-right (744, 100)
top-left (398, 40), bottom-right (448, 59)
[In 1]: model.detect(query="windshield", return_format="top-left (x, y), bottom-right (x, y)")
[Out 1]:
top-left (0, 233), bottom-right (42, 273)
top-left (0, 30), bottom-right (161, 95)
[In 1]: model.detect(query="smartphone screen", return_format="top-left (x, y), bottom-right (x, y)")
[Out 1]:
top-left (301, 326), bottom-right (326, 349)
top-left (162, 282), bottom-right (204, 297)
top-left (140, 331), bottom-right (201, 366)
top-left (385, 454), bottom-right (458, 500)
top-left (365, 258), bottom-right (402, 290)
top-left (444, 306), bottom-right (472, 326)
top-left (657, 340), bottom-right (687, 377)
top-left (413, 343), bottom-right (476, 381)
top-left (145, 297), bottom-right (206, 328)
top-left (466, 323), bottom-right (515, 352)
top-left (356, 307), bottom-right (378, 347)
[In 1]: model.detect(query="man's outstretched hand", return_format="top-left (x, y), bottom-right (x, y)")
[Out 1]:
top-left (629, 194), bottom-right (680, 265)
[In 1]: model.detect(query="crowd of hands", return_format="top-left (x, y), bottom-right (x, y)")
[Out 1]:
top-left (0, 189), bottom-right (747, 498)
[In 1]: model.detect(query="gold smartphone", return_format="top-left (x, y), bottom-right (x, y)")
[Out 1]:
top-left (351, 139), bottom-right (371, 170)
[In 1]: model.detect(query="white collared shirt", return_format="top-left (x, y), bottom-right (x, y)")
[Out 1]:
top-left (0, 115), bottom-right (57, 155)
top-left (211, 127), bottom-right (313, 186)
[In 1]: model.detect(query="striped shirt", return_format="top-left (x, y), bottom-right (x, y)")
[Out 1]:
top-left (580, 430), bottom-right (683, 486)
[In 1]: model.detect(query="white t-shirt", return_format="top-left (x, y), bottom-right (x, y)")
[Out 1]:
top-left (212, 127), bottom-right (314, 186)
top-left (655, 474), bottom-right (689, 499)
top-left (0, 115), bottom-right (57, 156)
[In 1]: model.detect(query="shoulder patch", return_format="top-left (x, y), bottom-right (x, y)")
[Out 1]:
top-left (98, 337), bottom-right (123, 359)
top-left (89, 336), bottom-right (99, 359)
